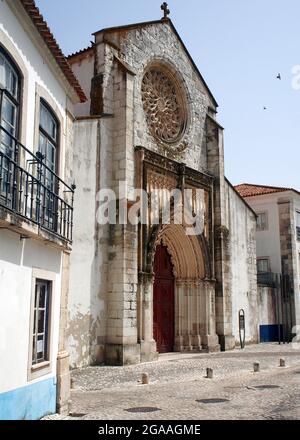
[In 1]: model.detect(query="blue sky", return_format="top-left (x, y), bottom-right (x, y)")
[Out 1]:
top-left (36, 0), bottom-right (300, 188)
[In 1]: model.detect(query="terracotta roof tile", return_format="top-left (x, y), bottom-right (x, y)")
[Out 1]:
top-left (19, 0), bottom-right (86, 103)
top-left (67, 46), bottom-right (94, 61)
top-left (235, 183), bottom-right (299, 198)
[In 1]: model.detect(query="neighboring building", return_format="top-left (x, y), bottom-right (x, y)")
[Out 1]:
top-left (0, 0), bottom-right (86, 420)
top-left (236, 183), bottom-right (300, 343)
top-left (67, 9), bottom-right (258, 368)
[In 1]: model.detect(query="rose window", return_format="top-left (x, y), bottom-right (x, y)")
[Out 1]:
top-left (141, 68), bottom-right (187, 143)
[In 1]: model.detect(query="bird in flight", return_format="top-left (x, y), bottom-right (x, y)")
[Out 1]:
top-left (276, 73), bottom-right (281, 80)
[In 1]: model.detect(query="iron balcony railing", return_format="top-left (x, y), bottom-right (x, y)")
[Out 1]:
top-left (0, 121), bottom-right (75, 243)
top-left (257, 272), bottom-right (278, 287)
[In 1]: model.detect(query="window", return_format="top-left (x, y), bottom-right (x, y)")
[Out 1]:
top-left (257, 258), bottom-right (270, 273)
top-left (38, 100), bottom-right (59, 228)
top-left (0, 47), bottom-right (21, 196)
top-left (32, 280), bottom-right (51, 365)
top-left (256, 212), bottom-right (268, 231)
top-left (296, 212), bottom-right (300, 241)
top-left (39, 100), bottom-right (58, 175)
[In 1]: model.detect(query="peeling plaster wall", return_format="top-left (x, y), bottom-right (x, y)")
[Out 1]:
top-left (70, 53), bottom-right (94, 118)
top-left (224, 183), bottom-right (258, 344)
top-left (69, 119), bottom-right (100, 367)
top-left (68, 118), bottom-right (111, 368)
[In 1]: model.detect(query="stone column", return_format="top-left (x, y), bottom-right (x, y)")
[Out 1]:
top-left (174, 279), bottom-right (185, 351)
top-left (191, 280), bottom-right (201, 350)
top-left (139, 272), bottom-right (158, 362)
top-left (56, 251), bottom-right (71, 415)
top-left (182, 280), bottom-right (192, 350)
top-left (206, 116), bottom-right (235, 351)
top-left (201, 280), bottom-right (220, 352)
top-left (278, 199), bottom-right (297, 334)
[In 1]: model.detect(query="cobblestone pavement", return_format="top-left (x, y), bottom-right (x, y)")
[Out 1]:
top-left (51, 344), bottom-right (300, 420)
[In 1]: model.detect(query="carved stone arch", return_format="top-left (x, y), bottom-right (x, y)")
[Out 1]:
top-left (146, 223), bottom-right (209, 280)
top-left (198, 234), bottom-right (213, 280)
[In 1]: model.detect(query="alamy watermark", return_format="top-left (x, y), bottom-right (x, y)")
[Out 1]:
top-left (96, 182), bottom-right (206, 236)
top-left (291, 65), bottom-right (300, 89)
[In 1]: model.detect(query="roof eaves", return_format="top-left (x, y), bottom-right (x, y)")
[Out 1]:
top-left (18, 0), bottom-right (87, 103)
top-left (225, 178), bottom-right (257, 218)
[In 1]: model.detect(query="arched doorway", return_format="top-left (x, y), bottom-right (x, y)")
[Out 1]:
top-left (153, 244), bottom-right (175, 353)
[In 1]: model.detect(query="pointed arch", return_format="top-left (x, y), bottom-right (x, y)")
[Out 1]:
top-left (146, 223), bottom-right (212, 280)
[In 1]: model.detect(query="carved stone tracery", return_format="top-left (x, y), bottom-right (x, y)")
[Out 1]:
top-left (141, 67), bottom-right (187, 144)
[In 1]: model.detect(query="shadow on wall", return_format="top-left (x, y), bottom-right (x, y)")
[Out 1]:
top-left (0, 229), bottom-right (61, 273)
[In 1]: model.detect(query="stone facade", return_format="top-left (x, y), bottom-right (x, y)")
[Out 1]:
top-left (68, 17), bottom-right (258, 367)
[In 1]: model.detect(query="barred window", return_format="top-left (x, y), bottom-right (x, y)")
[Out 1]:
top-left (256, 212), bottom-right (268, 231)
top-left (0, 47), bottom-right (21, 196)
top-left (257, 258), bottom-right (269, 273)
top-left (296, 212), bottom-right (300, 241)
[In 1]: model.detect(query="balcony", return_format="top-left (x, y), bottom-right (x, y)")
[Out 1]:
top-left (0, 124), bottom-right (74, 243)
top-left (257, 272), bottom-right (278, 287)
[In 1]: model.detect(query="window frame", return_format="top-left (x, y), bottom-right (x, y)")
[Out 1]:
top-left (32, 279), bottom-right (51, 366)
top-left (0, 46), bottom-right (22, 199)
top-left (33, 84), bottom-right (63, 180)
top-left (28, 268), bottom-right (55, 381)
top-left (37, 99), bottom-right (61, 230)
top-left (296, 211), bottom-right (300, 241)
top-left (256, 211), bottom-right (268, 231)
top-left (257, 257), bottom-right (270, 274)
top-left (0, 45), bottom-right (21, 135)
top-left (38, 98), bottom-right (59, 175)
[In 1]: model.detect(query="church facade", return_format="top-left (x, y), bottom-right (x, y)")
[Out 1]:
top-left (67, 12), bottom-right (258, 367)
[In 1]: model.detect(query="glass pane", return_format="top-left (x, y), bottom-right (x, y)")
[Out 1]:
top-left (10, 72), bottom-right (17, 98)
top-left (1, 96), bottom-right (17, 159)
top-left (39, 285), bottom-right (46, 308)
top-left (38, 134), bottom-right (56, 176)
top-left (38, 310), bottom-right (45, 333)
top-left (32, 336), bottom-right (36, 363)
top-left (0, 128), bottom-right (13, 156)
top-left (0, 55), bottom-right (5, 87)
top-left (33, 313), bottom-right (36, 334)
top-left (0, 53), bottom-right (19, 98)
top-left (37, 334), bottom-right (44, 359)
top-left (34, 284), bottom-right (39, 308)
top-left (257, 259), bottom-right (269, 273)
top-left (47, 142), bottom-right (56, 171)
top-left (4, 62), bottom-right (10, 91)
top-left (296, 212), bottom-right (300, 227)
top-left (40, 103), bottom-right (57, 142)
top-left (2, 97), bottom-right (16, 127)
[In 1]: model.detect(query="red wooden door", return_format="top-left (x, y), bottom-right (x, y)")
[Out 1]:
top-left (153, 245), bottom-right (175, 353)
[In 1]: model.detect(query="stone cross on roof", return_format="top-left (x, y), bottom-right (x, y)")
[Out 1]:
top-left (161, 2), bottom-right (170, 20)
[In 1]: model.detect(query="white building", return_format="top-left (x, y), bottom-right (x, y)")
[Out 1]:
top-left (236, 183), bottom-right (300, 343)
top-left (0, 0), bottom-right (86, 420)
